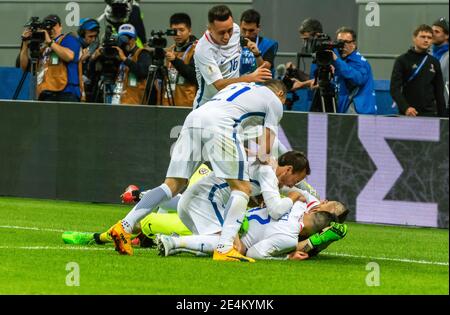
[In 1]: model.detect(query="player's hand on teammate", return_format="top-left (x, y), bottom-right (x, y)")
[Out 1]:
top-left (288, 251), bottom-right (309, 261)
top-left (287, 191), bottom-right (307, 203)
top-left (248, 63), bottom-right (273, 83)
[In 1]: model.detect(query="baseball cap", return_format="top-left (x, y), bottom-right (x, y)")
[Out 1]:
top-left (43, 14), bottom-right (61, 25)
top-left (433, 17), bottom-right (449, 35)
top-left (118, 24), bottom-right (136, 38)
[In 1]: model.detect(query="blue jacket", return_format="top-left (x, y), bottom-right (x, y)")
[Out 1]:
top-left (333, 50), bottom-right (377, 114)
top-left (240, 36), bottom-right (278, 76)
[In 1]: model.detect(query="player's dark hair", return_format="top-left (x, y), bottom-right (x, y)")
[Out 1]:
top-left (413, 24), bottom-right (433, 37)
top-left (263, 79), bottom-right (288, 98)
top-left (311, 211), bottom-right (337, 234)
top-left (170, 13), bottom-right (192, 28)
top-left (208, 5), bottom-right (233, 24)
top-left (335, 202), bottom-right (349, 223)
top-left (336, 26), bottom-right (357, 41)
top-left (278, 151), bottom-right (311, 176)
top-left (240, 9), bottom-right (261, 27)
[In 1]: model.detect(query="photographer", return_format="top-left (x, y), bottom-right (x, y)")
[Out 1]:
top-left (156, 13), bottom-right (198, 107)
top-left (280, 18), bottom-right (323, 110)
top-left (286, 18), bottom-right (324, 90)
top-left (104, 24), bottom-right (151, 105)
top-left (239, 9), bottom-right (278, 76)
top-left (103, 0), bottom-right (147, 48)
top-left (329, 27), bottom-right (377, 114)
top-left (20, 14), bottom-right (82, 102)
top-left (77, 18), bottom-right (101, 102)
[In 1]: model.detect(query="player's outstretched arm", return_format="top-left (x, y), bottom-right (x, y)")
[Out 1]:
top-left (212, 63), bottom-right (273, 91)
top-left (299, 222), bottom-right (348, 257)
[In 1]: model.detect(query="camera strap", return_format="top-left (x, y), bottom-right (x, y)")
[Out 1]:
top-left (407, 55), bottom-right (429, 83)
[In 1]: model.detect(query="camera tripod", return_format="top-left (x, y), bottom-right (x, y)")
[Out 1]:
top-left (13, 58), bottom-right (38, 101)
top-left (94, 78), bottom-right (116, 104)
top-left (310, 64), bottom-right (337, 113)
top-left (142, 63), bottom-right (175, 106)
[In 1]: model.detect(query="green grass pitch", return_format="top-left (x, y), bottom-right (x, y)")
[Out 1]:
top-left (0, 197), bottom-right (448, 295)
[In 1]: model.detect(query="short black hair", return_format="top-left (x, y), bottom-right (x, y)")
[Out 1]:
top-left (335, 202), bottom-right (350, 223)
top-left (263, 79), bottom-right (288, 99)
top-left (299, 18), bottom-right (323, 34)
top-left (336, 26), bottom-right (357, 41)
top-left (240, 9), bottom-right (261, 27)
top-left (413, 24), bottom-right (433, 37)
top-left (278, 151), bottom-right (311, 175)
top-left (170, 13), bottom-right (192, 28)
top-left (208, 5), bottom-right (233, 24)
top-left (311, 211), bottom-right (337, 234)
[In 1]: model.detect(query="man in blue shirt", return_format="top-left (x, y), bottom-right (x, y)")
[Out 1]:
top-left (20, 14), bottom-right (82, 102)
top-left (330, 27), bottom-right (377, 114)
top-left (239, 9), bottom-right (278, 77)
top-left (432, 18), bottom-right (449, 108)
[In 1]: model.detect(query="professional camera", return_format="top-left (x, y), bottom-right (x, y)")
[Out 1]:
top-left (147, 29), bottom-right (177, 64)
top-left (280, 64), bottom-right (310, 91)
top-left (24, 17), bottom-right (55, 59)
top-left (307, 33), bottom-right (345, 66)
top-left (104, 0), bottom-right (132, 24)
top-left (97, 25), bottom-right (121, 83)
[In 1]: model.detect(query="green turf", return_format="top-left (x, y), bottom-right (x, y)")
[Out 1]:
top-left (0, 197), bottom-right (448, 295)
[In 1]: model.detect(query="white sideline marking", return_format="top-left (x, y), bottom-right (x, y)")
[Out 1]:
top-left (0, 225), bottom-right (448, 266)
top-left (0, 245), bottom-right (447, 266)
top-left (0, 246), bottom-right (115, 251)
top-left (322, 252), bottom-right (449, 266)
top-left (0, 225), bottom-right (66, 233)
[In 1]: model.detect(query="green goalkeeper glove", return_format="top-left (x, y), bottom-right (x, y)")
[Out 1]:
top-left (307, 222), bottom-right (348, 256)
top-left (239, 216), bottom-right (249, 236)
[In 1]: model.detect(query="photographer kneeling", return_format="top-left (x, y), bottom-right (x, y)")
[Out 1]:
top-left (20, 14), bottom-right (82, 102)
top-left (329, 27), bottom-right (377, 114)
top-left (97, 24), bottom-right (151, 105)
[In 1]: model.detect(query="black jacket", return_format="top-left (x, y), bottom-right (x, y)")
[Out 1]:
top-left (390, 48), bottom-right (446, 117)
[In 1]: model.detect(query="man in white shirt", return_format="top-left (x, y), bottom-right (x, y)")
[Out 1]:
top-left (107, 80), bottom-right (286, 263)
top-left (193, 5), bottom-right (273, 108)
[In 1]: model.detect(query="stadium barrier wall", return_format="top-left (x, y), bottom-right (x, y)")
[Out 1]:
top-left (0, 100), bottom-right (448, 228)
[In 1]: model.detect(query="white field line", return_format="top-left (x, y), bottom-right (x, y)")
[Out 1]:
top-left (322, 252), bottom-right (449, 266)
top-left (0, 245), bottom-right (115, 251)
top-left (0, 225), bottom-right (448, 266)
top-left (0, 225), bottom-right (66, 233)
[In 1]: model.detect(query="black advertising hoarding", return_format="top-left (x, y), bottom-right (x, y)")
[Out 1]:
top-left (0, 101), bottom-right (447, 228)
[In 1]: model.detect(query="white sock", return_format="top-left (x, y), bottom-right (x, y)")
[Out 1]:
top-left (173, 235), bottom-right (220, 254)
top-left (122, 183), bottom-right (172, 233)
top-left (216, 190), bottom-right (249, 253)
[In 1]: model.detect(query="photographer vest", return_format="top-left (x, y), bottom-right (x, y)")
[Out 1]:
top-left (36, 34), bottom-right (85, 100)
top-left (36, 35), bottom-right (68, 97)
top-left (158, 42), bottom-right (197, 107)
top-left (120, 48), bottom-right (148, 105)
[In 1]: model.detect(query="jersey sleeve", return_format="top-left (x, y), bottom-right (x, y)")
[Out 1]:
top-left (194, 45), bottom-right (223, 85)
top-left (258, 165), bottom-right (294, 220)
top-left (246, 235), bottom-right (297, 260)
top-left (263, 94), bottom-right (283, 136)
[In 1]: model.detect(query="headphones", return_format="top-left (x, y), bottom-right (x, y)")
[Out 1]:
top-left (78, 18), bottom-right (100, 38)
top-left (78, 18), bottom-right (100, 48)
